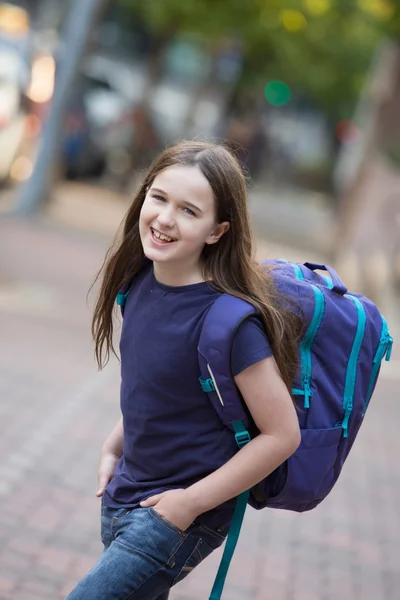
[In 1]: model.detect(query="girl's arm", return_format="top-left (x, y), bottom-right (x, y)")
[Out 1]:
top-left (141, 356), bottom-right (301, 527)
top-left (96, 417), bottom-right (123, 497)
top-left (186, 355), bottom-right (300, 514)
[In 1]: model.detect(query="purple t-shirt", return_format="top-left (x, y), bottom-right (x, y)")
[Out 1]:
top-left (103, 266), bottom-right (272, 528)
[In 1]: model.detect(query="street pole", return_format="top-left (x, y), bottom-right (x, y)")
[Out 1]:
top-left (16, 0), bottom-right (108, 215)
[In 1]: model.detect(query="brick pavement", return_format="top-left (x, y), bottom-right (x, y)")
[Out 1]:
top-left (0, 213), bottom-right (399, 600)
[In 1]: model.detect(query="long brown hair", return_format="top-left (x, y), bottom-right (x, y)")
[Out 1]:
top-left (92, 141), bottom-right (303, 391)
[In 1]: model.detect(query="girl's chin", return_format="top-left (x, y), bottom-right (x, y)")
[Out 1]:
top-left (142, 244), bottom-right (174, 262)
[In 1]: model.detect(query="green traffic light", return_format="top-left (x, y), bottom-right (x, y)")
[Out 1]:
top-left (264, 81), bottom-right (291, 106)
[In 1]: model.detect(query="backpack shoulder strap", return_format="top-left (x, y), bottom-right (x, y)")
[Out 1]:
top-left (117, 284), bottom-right (131, 314)
top-left (199, 294), bottom-right (258, 600)
top-left (198, 293), bottom-right (258, 429)
top-left (116, 262), bottom-right (153, 316)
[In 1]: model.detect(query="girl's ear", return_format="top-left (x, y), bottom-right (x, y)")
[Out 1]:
top-left (205, 221), bottom-right (230, 245)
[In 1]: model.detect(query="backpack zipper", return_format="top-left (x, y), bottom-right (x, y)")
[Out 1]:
top-left (292, 284), bottom-right (325, 409)
top-left (362, 316), bottom-right (393, 415)
top-left (341, 295), bottom-right (367, 438)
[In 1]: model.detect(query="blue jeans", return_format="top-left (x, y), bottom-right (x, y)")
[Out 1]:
top-left (65, 506), bottom-right (228, 600)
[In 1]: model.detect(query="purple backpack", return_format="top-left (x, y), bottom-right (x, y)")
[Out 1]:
top-left (198, 261), bottom-right (393, 599)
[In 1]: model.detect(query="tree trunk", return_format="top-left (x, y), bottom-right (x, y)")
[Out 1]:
top-left (334, 41), bottom-right (400, 250)
top-left (334, 41), bottom-right (400, 318)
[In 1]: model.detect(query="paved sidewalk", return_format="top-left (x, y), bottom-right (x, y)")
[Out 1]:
top-left (0, 200), bottom-right (399, 599)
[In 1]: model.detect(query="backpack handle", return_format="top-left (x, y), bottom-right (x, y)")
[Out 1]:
top-left (303, 262), bottom-right (347, 295)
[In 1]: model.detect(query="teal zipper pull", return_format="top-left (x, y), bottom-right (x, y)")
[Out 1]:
top-left (302, 375), bottom-right (312, 409)
top-left (292, 388), bottom-right (305, 395)
top-left (342, 394), bottom-right (353, 438)
top-left (342, 405), bottom-right (352, 438)
top-left (363, 322), bottom-right (393, 415)
top-left (343, 393), bottom-right (352, 411)
top-left (385, 336), bottom-right (393, 361)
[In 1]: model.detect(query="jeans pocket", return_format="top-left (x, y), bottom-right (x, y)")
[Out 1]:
top-left (148, 507), bottom-right (187, 537)
top-left (197, 524), bottom-right (227, 548)
top-left (100, 506), bottom-right (116, 549)
top-left (171, 524), bottom-right (227, 586)
top-left (172, 538), bottom-right (209, 586)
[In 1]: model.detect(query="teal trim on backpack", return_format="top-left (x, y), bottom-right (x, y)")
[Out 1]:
top-left (292, 387), bottom-right (306, 395)
top-left (199, 377), bottom-right (215, 393)
top-left (232, 420), bottom-right (251, 447)
top-left (300, 285), bottom-right (325, 408)
top-left (276, 259), bottom-right (304, 281)
top-left (116, 291), bottom-right (130, 307)
top-left (209, 420), bottom-right (251, 600)
top-left (290, 276), bottom-right (325, 409)
top-left (342, 295), bottom-right (367, 438)
top-left (292, 263), bottom-right (305, 280)
top-left (363, 315), bottom-right (393, 414)
top-left (323, 275), bottom-right (334, 289)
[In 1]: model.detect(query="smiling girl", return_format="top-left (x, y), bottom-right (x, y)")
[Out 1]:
top-left (66, 141), bottom-right (302, 600)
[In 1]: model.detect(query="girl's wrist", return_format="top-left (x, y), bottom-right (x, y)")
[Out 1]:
top-left (184, 484), bottom-right (210, 517)
top-left (100, 445), bottom-right (122, 460)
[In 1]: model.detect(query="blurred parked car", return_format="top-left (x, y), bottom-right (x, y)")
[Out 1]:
top-left (61, 77), bottom-right (106, 180)
top-left (61, 55), bottom-right (138, 185)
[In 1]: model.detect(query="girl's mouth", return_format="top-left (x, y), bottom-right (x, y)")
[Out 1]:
top-left (150, 227), bottom-right (177, 244)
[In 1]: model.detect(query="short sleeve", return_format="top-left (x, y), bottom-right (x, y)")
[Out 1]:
top-left (231, 316), bottom-right (272, 377)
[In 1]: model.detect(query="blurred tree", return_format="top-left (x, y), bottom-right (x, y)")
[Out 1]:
top-left (118, 0), bottom-right (399, 121)
top-left (334, 41), bottom-right (400, 291)
top-left (17, 0), bottom-right (400, 212)
top-left (251, 0), bottom-right (399, 122)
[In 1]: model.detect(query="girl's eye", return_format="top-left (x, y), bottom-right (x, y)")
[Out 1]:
top-left (153, 195), bottom-right (166, 202)
top-left (183, 207), bottom-right (195, 216)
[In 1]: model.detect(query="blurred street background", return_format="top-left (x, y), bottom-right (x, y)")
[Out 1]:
top-left (0, 1), bottom-right (399, 599)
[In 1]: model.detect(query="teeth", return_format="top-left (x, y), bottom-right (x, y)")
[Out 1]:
top-left (152, 229), bottom-right (174, 242)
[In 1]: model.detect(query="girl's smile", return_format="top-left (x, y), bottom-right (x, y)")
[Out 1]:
top-left (150, 227), bottom-right (177, 245)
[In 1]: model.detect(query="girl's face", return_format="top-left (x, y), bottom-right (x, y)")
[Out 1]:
top-left (139, 165), bottom-right (229, 277)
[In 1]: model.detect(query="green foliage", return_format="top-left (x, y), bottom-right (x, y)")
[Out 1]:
top-left (116, 0), bottom-right (399, 119)
top-left (386, 147), bottom-right (400, 169)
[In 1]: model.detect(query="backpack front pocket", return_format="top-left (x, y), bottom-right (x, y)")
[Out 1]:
top-left (267, 425), bottom-right (343, 510)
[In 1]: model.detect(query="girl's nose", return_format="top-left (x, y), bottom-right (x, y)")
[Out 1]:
top-left (157, 208), bottom-right (175, 228)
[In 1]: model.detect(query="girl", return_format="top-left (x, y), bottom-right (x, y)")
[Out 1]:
top-left (66, 141), bottom-right (302, 600)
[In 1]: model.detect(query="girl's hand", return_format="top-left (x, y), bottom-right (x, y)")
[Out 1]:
top-left (140, 489), bottom-right (199, 532)
top-left (96, 452), bottom-right (120, 498)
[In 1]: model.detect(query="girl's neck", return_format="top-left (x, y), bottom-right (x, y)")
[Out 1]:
top-left (153, 261), bottom-right (206, 287)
